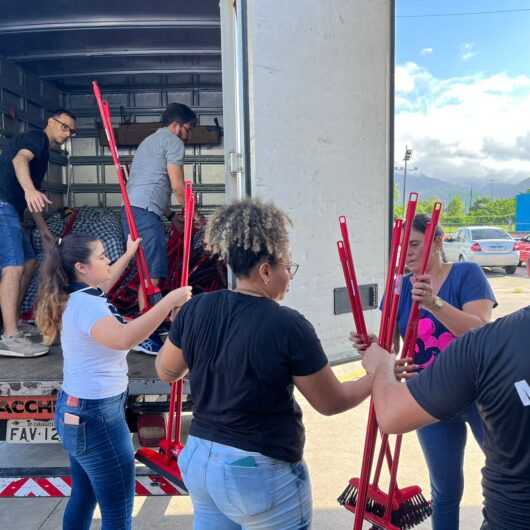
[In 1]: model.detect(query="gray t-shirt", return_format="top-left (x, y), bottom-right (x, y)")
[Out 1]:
top-left (407, 307), bottom-right (530, 530)
top-left (127, 127), bottom-right (185, 217)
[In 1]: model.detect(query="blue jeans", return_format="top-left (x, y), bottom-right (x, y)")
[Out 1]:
top-left (120, 206), bottom-right (167, 279)
top-left (179, 435), bottom-right (312, 530)
top-left (55, 390), bottom-right (135, 530)
top-left (417, 404), bottom-right (484, 530)
top-left (0, 201), bottom-right (35, 270)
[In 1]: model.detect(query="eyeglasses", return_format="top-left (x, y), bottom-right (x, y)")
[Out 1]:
top-left (52, 117), bottom-right (77, 137)
top-left (285, 262), bottom-right (299, 277)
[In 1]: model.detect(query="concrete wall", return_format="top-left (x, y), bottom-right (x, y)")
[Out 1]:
top-left (242, 0), bottom-right (392, 360)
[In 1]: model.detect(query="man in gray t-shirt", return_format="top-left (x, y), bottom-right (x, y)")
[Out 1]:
top-left (121, 103), bottom-right (195, 353)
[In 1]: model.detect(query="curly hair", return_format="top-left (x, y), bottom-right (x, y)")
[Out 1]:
top-left (205, 199), bottom-right (291, 277)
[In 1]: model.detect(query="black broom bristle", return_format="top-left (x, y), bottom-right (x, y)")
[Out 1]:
top-left (339, 482), bottom-right (432, 530)
top-left (337, 482), bottom-right (357, 506)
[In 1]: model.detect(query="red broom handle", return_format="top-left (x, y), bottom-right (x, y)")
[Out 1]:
top-left (400, 201), bottom-right (442, 360)
top-left (173, 186), bottom-right (195, 447)
top-left (165, 181), bottom-right (195, 455)
top-left (372, 194), bottom-right (418, 487)
top-left (337, 242), bottom-right (366, 343)
top-left (353, 219), bottom-right (404, 530)
top-left (379, 219), bottom-right (403, 349)
top-left (384, 193), bottom-right (419, 347)
top-left (367, 219), bottom-right (406, 489)
top-left (101, 100), bottom-right (158, 301)
top-left (383, 201), bottom-right (443, 520)
top-left (92, 81), bottom-right (160, 305)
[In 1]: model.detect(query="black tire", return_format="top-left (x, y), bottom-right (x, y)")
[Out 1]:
top-left (504, 265), bottom-right (517, 275)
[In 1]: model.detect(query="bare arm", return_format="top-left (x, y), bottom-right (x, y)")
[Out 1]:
top-left (363, 344), bottom-right (436, 433)
top-left (91, 287), bottom-right (191, 350)
top-left (155, 338), bottom-right (189, 383)
top-left (12, 149), bottom-right (52, 213)
top-left (99, 235), bottom-right (140, 293)
top-left (412, 274), bottom-right (493, 337)
top-left (426, 299), bottom-right (493, 337)
top-left (293, 365), bottom-right (373, 416)
top-left (167, 163), bottom-right (185, 205)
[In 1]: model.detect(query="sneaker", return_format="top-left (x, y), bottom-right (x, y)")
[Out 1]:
top-left (133, 333), bottom-right (163, 356)
top-left (0, 334), bottom-right (49, 358)
top-left (17, 321), bottom-right (42, 337)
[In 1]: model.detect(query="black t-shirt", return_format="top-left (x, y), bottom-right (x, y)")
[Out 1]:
top-left (169, 290), bottom-right (328, 463)
top-left (407, 307), bottom-right (530, 530)
top-left (0, 130), bottom-right (49, 218)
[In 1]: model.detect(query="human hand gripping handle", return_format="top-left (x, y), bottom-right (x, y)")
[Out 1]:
top-left (349, 331), bottom-right (377, 352)
top-left (361, 343), bottom-right (396, 376)
top-left (125, 234), bottom-right (142, 259)
top-left (168, 286), bottom-right (192, 312)
top-left (410, 273), bottom-right (437, 310)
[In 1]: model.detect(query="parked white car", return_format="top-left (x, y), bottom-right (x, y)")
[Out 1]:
top-left (443, 226), bottom-right (520, 274)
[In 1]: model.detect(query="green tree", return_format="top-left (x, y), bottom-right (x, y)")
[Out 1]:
top-left (468, 196), bottom-right (515, 227)
top-left (445, 195), bottom-right (465, 227)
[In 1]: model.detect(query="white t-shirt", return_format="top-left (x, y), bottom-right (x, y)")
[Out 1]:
top-left (61, 286), bottom-right (128, 399)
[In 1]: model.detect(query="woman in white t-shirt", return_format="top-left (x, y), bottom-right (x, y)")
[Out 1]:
top-left (35, 233), bottom-right (191, 530)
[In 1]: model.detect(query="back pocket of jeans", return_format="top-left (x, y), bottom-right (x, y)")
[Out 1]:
top-left (224, 463), bottom-right (273, 517)
top-left (60, 423), bottom-right (87, 457)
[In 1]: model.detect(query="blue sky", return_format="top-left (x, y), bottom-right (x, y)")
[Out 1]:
top-left (396, 1), bottom-right (530, 79)
top-left (395, 1), bottom-right (530, 184)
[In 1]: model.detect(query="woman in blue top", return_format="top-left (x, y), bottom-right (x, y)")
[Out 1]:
top-left (35, 233), bottom-right (191, 530)
top-left (353, 213), bottom-right (496, 530)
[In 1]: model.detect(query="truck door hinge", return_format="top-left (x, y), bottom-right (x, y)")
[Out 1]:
top-left (229, 151), bottom-right (243, 176)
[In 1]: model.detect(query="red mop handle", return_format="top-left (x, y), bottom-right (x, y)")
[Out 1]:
top-left (352, 218), bottom-right (404, 530)
top-left (165, 180), bottom-right (195, 456)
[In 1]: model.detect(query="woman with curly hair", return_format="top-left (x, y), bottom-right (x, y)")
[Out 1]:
top-left (156, 198), bottom-right (373, 530)
top-left (35, 233), bottom-right (191, 530)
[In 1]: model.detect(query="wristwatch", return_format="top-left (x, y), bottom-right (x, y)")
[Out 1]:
top-left (431, 296), bottom-right (444, 310)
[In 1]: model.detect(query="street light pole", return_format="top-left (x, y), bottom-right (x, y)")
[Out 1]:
top-left (402, 146), bottom-right (413, 212)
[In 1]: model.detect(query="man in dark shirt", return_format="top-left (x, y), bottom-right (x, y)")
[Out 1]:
top-left (362, 307), bottom-right (530, 530)
top-left (0, 109), bottom-right (76, 357)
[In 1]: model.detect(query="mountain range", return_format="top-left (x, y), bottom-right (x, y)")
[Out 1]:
top-left (394, 172), bottom-right (530, 207)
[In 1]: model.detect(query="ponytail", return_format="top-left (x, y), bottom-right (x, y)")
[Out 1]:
top-left (35, 233), bottom-right (98, 344)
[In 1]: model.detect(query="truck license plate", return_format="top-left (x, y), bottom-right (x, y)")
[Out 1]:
top-left (6, 419), bottom-right (60, 443)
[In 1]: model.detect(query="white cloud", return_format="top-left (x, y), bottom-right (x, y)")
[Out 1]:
top-left (395, 62), bottom-right (433, 94)
top-left (460, 42), bottom-right (477, 61)
top-left (395, 63), bottom-right (530, 183)
top-left (420, 48), bottom-right (433, 56)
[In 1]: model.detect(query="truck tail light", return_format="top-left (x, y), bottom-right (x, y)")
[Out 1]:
top-left (137, 414), bottom-right (166, 448)
top-left (470, 242), bottom-right (482, 252)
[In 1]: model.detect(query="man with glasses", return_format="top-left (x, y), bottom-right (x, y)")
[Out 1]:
top-left (121, 103), bottom-right (196, 355)
top-left (0, 109), bottom-right (76, 357)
